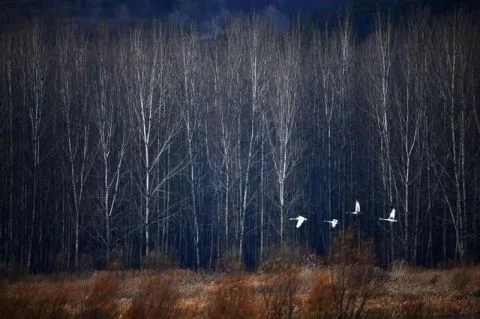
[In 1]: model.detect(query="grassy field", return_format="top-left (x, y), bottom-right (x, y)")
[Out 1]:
top-left (1, 262), bottom-right (480, 319)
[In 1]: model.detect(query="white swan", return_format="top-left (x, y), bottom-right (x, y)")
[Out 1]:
top-left (324, 219), bottom-right (338, 228)
top-left (346, 200), bottom-right (361, 215)
top-left (379, 208), bottom-right (397, 222)
top-left (290, 216), bottom-right (307, 228)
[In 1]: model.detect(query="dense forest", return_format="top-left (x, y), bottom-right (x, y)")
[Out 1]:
top-left (0, 4), bottom-right (479, 273)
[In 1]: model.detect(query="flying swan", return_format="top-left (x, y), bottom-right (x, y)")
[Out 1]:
top-left (290, 216), bottom-right (307, 228)
top-left (324, 219), bottom-right (338, 228)
top-left (379, 208), bottom-right (397, 223)
top-left (346, 200), bottom-right (361, 215)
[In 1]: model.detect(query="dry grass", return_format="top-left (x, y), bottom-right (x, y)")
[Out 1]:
top-left (258, 269), bottom-right (301, 319)
top-left (317, 228), bottom-right (387, 318)
top-left (125, 274), bottom-right (181, 319)
top-left (374, 264), bottom-right (480, 318)
top-left (204, 274), bottom-right (263, 319)
top-left (1, 264), bottom-right (480, 319)
top-left (449, 266), bottom-right (475, 292)
top-left (0, 271), bottom-right (120, 319)
top-left (0, 281), bottom-right (70, 319)
top-left (306, 273), bottom-right (336, 318)
top-left (397, 295), bottom-right (426, 318)
top-left (390, 259), bottom-right (411, 281)
top-left (78, 271), bottom-right (120, 319)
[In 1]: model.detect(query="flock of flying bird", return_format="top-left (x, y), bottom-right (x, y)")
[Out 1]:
top-left (289, 200), bottom-right (397, 229)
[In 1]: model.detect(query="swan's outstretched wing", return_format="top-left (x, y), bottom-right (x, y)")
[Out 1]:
top-left (324, 219), bottom-right (338, 228)
top-left (332, 219), bottom-right (338, 228)
top-left (293, 216), bottom-right (306, 228)
top-left (389, 209), bottom-right (396, 219)
top-left (355, 200), bottom-right (360, 213)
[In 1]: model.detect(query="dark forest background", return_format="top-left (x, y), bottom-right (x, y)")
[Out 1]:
top-left (0, 2), bottom-right (479, 273)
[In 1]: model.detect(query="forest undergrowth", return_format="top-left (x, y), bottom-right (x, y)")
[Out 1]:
top-left (1, 230), bottom-right (480, 319)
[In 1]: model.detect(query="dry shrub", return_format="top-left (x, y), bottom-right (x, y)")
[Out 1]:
top-left (205, 275), bottom-right (262, 319)
top-left (78, 271), bottom-right (119, 319)
top-left (141, 250), bottom-right (179, 270)
top-left (259, 242), bottom-right (308, 273)
top-left (397, 296), bottom-right (425, 318)
top-left (77, 254), bottom-right (94, 272)
top-left (53, 250), bottom-right (70, 273)
top-left (421, 297), bottom-right (463, 317)
top-left (259, 269), bottom-right (301, 319)
top-left (301, 253), bottom-right (326, 269)
top-left (296, 267), bottom-right (321, 293)
top-left (306, 273), bottom-right (336, 318)
top-left (107, 261), bottom-right (122, 273)
top-left (0, 262), bottom-right (29, 282)
top-left (327, 227), bottom-right (375, 266)
top-left (390, 259), bottom-right (411, 281)
top-left (450, 266), bottom-right (473, 292)
top-left (219, 248), bottom-right (246, 273)
top-left (155, 269), bottom-right (212, 301)
top-left (323, 227), bottom-right (386, 318)
top-left (125, 274), bottom-right (181, 319)
top-left (0, 281), bottom-right (70, 319)
top-left (471, 297), bottom-right (480, 317)
top-left (429, 273), bottom-right (439, 285)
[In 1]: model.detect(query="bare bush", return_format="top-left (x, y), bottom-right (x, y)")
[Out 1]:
top-left (259, 242), bottom-right (310, 273)
top-left (205, 275), bottom-right (262, 319)
top-left (321, 227), bottom-right (386, 318)
top-left (390, 259), bottom-right (411, 281)
top-left (259, 269), bottom-right (301, 319)
top-left (125, 274), bottom-right (181, 319)
top-left (141, 250), bottom-right (179, 270)
top-left (219, 248), bottom-right (246, 273)
top-left (78, 271), bottom-right (119, 319)
top-left (0, 281), bottom-right (70, 319)
top-left (450, 266), bottom-right (473, 292)
top-left (306, 273), bottom-right (336, 318)
top-left (397, 296), bottom-right (425, 318)
top-left (0, 262), bottom-right (29, 282)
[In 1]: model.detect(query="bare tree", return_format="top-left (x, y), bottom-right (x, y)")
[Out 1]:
top-left (57, 23), bottom-right (96, 270)
top-left (91, 25), bottom-right (127, 266)
top-left (432, 10), bottom-right (477, 263)
top-left (267, 23), bottom-right (303, 243)
top-left (204, 21), bottom-right (236, 267)
top-left (176, 26), bottom-right (204, 268)
top-left (0, 30), bottom-right (14, 263)
top-left (19, 21), bottom-right (50, 270)
top-left (362, 10), bottom-right (396, 262)
top-left (123, 23), bottom-right (182, 259)
top-left (311, 10), bottom-right (355, 237)
top-left (226, 18), bottom-right (257, 264)
top-left (246, 14), bottom-right (274, 260)
top-left (391, 9), bottom-right (430, 263)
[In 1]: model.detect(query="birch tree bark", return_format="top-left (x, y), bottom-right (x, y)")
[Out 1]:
top-left (432, 10), bottom-right (477, 263)
top-left (57, 24), bottom-right (95, 270)
top-left (0, 31), bottom-right (14, 263)
top-left (247, 15), bottom-right (273, 261)
top-left (123, 23), bottom-right (182, 260)
top-left (176, 26), bottom-right (204, 269)
top-left (20, 21), bottom-right (50, 270)
top-left (268, 24), bottom-right (303, 243)
top-left (362, 10), bottom-right (395, 263)
top-left (392, 10), bottom-right (430, 263)
top-left (91, 26), bottom-right (127, 267)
